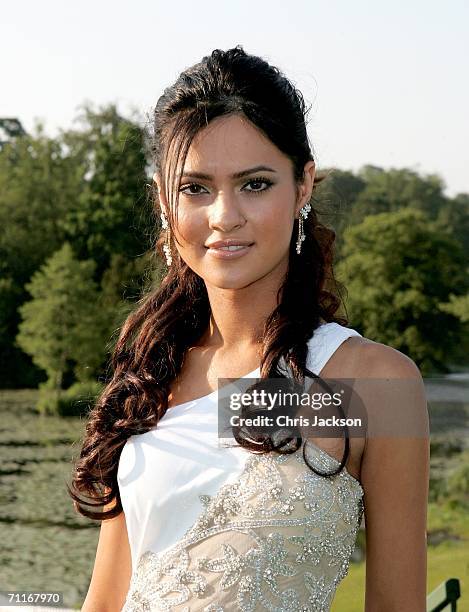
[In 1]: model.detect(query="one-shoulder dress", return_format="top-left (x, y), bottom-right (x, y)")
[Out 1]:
top-left (117, 322), bottom-right (365, 611)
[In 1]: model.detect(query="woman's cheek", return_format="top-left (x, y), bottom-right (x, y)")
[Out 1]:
top-left (174, 209), bottom-right (203, 247)
top-left (264, 204), bottom-right (294, 242)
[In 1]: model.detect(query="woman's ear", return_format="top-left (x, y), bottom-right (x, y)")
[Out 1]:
top-left (295, 161), bottom-right (316, 217)
top-left (153, 172), bottom-right (169, 213)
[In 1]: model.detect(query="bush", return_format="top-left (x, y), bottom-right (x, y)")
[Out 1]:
top-left (57, 381), bottom-right (104, 418)
top-left (444, 462), bottom-right (469, 510)
top-left (430, 437), bottom-right (464, 457)
top-left (36, 380), bottom-right (61, 416)
top-left (430, 451), bottom-right (469, 509)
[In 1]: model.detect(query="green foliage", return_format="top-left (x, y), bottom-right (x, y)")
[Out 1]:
top-left (439, 292), bottom-right (469, 323)
top-left (2, 101), bottom-right (469, 387)
top-left (0, 121), bottom-right (85, 386)
top-left (0, 117), bottom-right (27, 143)
top-left (59, 103), bottom-right (153, 277)
top-left (313, 168), bottom-right (367, 257)
top-left (435, 193), bottom-right (469, 261)
top-left (34, 380), bottom-right (59, 416)
top-left (0, 122), bottom-right (76, 282)
top-left (445, 461), bottom-right (469, 507)
top-left (16, 243), bottom-right (110, 403)
top-left (336, 208), bottom-right (468, 374)
top-left (351, 166), bottom-right (446, 225)
top-left (0, 105), bottom-right (155, 388)
top-left (429, 450), bottom-right (469, 510)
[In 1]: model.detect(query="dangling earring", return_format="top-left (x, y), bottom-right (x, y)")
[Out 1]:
top-left (296, 202), bottom-right (312, 254)
top-left (160, 209), bottom-right (172, 266)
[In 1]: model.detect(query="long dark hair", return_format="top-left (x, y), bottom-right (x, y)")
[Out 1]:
top-left (68, 45), bottom-right (352, 520)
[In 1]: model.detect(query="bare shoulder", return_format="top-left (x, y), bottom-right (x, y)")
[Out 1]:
top-left (344, 335), bottom-right (423, 380)
top-left (350, 337), bottom-right (429, 435)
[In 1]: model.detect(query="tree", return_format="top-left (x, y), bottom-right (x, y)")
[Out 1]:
top-left (0, 121), bottom-right (86, 387)
top-left (16, 243), bottom-right (110, 408)
top-left (351, 166), bottom-right (447, 226)
top-left (0, 118), bottom-right (27, 150)
top-left (313, 168), bottom-right (367, 258)
top-left (0, 105), bottom-right (155, 387)
top-left (336, 208), bottom-right (468, 374)
top-left (59, 102), bottom-right (153, 279)
top-left (439, 293), bottom-right (469, 323)
top-left (435, 193), bottom-right (469, 262)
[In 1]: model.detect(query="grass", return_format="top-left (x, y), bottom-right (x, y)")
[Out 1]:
top-left (331, 442), bottom-right (469, 611)
top-left (331, 533), bottom-right (469, 611)
top-left (0, 388), bottom-right (468, 609)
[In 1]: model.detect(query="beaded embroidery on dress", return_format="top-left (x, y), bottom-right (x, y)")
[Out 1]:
top-left (121, 441), bottom-right (364, 611)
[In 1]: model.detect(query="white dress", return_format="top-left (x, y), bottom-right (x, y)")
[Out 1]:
top-left (118, 322), bottom-right (365, 611)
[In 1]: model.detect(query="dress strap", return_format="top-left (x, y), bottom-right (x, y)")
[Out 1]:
top-left (306, 322), bottom-right (362, 376)
top-left (276, 321), bottom-right (362, 378)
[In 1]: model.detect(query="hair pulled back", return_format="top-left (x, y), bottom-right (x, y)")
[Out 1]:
top-left (68, 45), bottom-right (351, 520)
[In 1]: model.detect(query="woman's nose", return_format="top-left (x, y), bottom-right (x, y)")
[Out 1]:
top-left (208, 191), bottom-right (246, 232)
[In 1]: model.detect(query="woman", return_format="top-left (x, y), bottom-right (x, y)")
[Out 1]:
top-left (73, 46), bottom-right (429, 611)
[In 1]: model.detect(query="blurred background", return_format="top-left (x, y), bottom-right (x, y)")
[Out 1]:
top-left (1, 0), bottom-right (468, 609)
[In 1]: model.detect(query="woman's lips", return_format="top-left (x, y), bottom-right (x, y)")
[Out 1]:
top-left (205, 243), bottom-right (254, 260)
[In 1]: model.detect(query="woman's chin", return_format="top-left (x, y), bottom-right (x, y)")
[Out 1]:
top-left (202, 270), bottom-right (258, 290)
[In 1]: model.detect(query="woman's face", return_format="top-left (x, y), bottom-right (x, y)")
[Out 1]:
top-left (156, 113), bottom-right (315, 290)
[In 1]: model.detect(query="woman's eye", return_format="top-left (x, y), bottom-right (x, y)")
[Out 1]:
top-left (243, 178), bottom-right (273, 193)
top-left (179, 183), bottom-right (207, 196)
top-left (179, 177), bottom-right (273, 197)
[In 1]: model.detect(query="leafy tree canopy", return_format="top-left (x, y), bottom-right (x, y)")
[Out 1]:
top-left (16, 242), bottom-right (110, 391)
top-left (336, 208), bottom-right (468, 374)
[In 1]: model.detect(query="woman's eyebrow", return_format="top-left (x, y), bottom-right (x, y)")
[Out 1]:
top-left (181, 165), bottom-right (277, 180)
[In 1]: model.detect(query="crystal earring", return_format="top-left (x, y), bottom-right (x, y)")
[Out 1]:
top-left (160, 209), bottom-right (172, 266)
top-left (296, 202), bottom-right (312, 254)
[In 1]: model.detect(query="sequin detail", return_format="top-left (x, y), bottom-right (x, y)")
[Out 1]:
top-left (121, 444), bottom-right (364, 611)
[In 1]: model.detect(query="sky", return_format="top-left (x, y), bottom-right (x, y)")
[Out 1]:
top-left (2, 0), bottom-right (468, 197)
